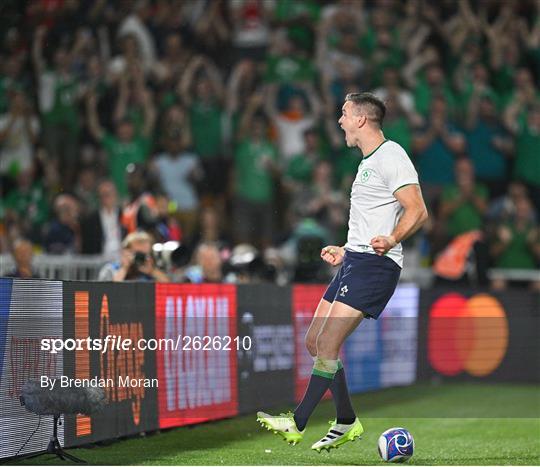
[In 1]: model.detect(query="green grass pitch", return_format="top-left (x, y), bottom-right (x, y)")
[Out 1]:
top-left (13, 383), bottom-right (540, 465)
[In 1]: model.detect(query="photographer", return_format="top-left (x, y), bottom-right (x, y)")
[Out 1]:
top-left (98, 231), bottom-right (170, 282)
top-left (183, 242), bottom-right (224, 284)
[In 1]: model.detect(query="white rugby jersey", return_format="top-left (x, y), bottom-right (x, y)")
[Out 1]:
top-left (344, 139), bottom-right (419, 268)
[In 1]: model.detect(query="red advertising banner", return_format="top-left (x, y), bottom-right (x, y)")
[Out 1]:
top-left (292, 285), bottom-right (329, 402)
top-left (155, 284), bottom-right (238, 428)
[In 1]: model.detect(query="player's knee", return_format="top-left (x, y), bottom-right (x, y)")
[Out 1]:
top-left (316, 331), bottom-right (338, 357)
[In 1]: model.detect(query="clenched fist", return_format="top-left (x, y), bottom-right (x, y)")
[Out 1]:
top-left (320, 245), bottom-right (345, 266)
top-left (370, 235), bottom-right (397, 256)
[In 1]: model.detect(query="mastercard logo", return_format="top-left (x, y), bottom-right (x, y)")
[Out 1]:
top-left (428, 293), bottom-right (509, 377)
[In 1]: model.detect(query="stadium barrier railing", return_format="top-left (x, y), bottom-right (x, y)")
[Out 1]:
top-left (2, 253), bottom-right (538, 284)
top-left (0, 254), bottom-right (107, 281)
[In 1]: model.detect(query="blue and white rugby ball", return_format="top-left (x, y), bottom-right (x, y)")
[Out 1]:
top-left (378, 427), bottom-right (414, 462)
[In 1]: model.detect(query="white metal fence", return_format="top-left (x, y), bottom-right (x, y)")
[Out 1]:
top-left (0, 254), bottom-right (108, 281)
top-left (0, 253), bottom-right (537, 283)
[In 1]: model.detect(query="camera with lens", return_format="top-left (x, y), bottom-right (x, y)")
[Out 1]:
top-left (133, 251), bottom-right (148, 267)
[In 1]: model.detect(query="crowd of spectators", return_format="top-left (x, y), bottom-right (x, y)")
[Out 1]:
top-left (0, 0), bottom-right (539, 288)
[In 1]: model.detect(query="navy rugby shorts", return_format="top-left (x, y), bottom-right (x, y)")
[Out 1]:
top-left (322, 250), bottom-right (401, 319)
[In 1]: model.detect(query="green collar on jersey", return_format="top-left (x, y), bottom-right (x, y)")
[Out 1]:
top-left (362, 139), bottom-right (388, 160)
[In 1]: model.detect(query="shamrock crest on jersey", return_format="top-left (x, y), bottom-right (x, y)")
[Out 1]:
top-left (360, 168), bottom-right (373, 183)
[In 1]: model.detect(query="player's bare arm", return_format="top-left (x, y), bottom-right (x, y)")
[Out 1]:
top-left (370, 185), bottom-right (428, 256)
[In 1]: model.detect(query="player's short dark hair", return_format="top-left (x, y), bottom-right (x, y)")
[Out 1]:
top-left (345, 92), bottom-right (386, 127)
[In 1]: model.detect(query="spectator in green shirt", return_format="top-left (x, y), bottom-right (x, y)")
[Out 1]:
top-left (490, 195), bottom-right (540, 291)
top-left (111, 67), bottom-right (152, 140)
top-left (86, 82), bottom-right (155, 200)
top-left (454, 62), bottom-right (499, 118)
top-left (0, 89), bottom-right (40, 180)
top-left (33, 26), bottom-right (85, 187)
top-left (439, 158), bottom-right (488, 240)
top-left (366, 29), bottom-right (404, 89)
top-left (284, 127), bottom-right (324, 192)
top-left (373, 68), bottom-right (423, 128)
top-left (499, 68), bottom-right (539, 114)
top-left (504, 100), bottom-right (540, 217)
top-left (465, 92), bottom-right (512, 198)
top-left (272, 0), bottom-right (321, 54)
top-left (412, 96), bottom-right (466, 205)
top-left (264, 34), bottom-right (316, 85)
top-left (179, 55), bottom-right (227, 198)
top-left (411, 65), bottom-right (457, 119)
top-left (0, 55), bottom-right (27, 115)
top-left (379, 94), bottom-right (414, 155)
top-left (226, 60), bottom-right (265, 145)
top-left (289, 160), bottom-right (347, 245)
top-left (3, 167), bottom-right (49, 244)
top-left (233, 95), bottom-right (280, 249)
